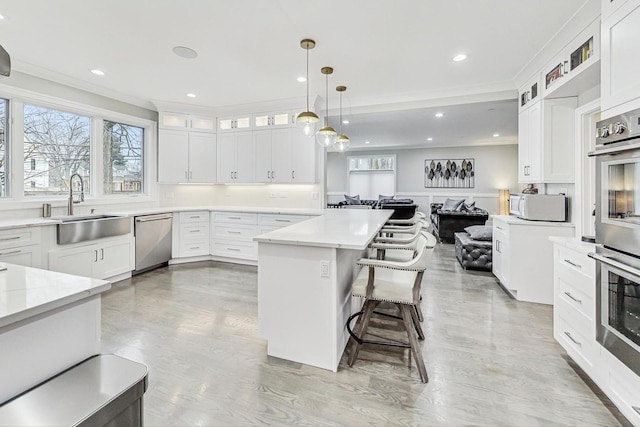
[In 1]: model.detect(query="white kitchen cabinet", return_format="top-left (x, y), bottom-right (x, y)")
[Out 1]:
top-left (601, 348), bottom-right (640, 426)
top-left (542, 18), bottom-right (600, 99)
top-left (492, 216), bottom-right (575, 304)
top-left (252, 110), bottom-right (296, 129)
top-left (0, 227), bottom-right (44, 268)
top-left (158, 129), bottom-right (217, 184)
top-left (601, 0), bottom-right (640, 117)
top-left (159, 112), bottom-right (216, 133)
top-left (552, 241), bottom-right (599, 377)
top-left (518, 98), bottom-right (577, 183)
top-left (218, 115), bottom-right (252, 132)
top-left (211, 212), bottom-right (259, 261)
top-left (289, 129), bottom-right (316, 183)
top-left (254, 128), bottom-right (316, 184)
top-left (173, 211), bottom-right (210, 258)
top-left (217, 132), bottom-right (254, 183)
top-left (0, 245), bottom-right (42, 268)
top-left (48, 235), bottom-right (134, 280)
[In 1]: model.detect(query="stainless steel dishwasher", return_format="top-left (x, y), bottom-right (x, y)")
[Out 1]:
top-left (133, 213), bottom-right (173, 275)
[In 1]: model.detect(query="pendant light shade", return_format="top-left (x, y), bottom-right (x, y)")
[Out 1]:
top-left (296, 39), bottom-right (319, 137)
top-left (316, 66), bottom-right (337, 148)
top-left (335, 85), bottom-right (350, 152)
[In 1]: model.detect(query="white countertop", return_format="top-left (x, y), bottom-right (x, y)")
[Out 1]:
top-left (549, 236), bottom-right (599, 255)
top-left (0, 206), bottom-right (324, 230)
top-left (0, 263), bottom-right (111, 329)
top-left (253, 209), bottom-right (393, 250)
top-left (491, 214), bottom-right (575, 227)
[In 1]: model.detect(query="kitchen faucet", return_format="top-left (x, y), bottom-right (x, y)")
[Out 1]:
top-left (68, 173), bottom-right (84, 216)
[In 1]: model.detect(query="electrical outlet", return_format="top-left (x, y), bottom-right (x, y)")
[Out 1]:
top-left (320, 261), bottom-right (330, 277)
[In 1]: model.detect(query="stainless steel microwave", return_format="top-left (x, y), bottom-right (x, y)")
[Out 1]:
top-left (509, 194), bottom-right (567, 221)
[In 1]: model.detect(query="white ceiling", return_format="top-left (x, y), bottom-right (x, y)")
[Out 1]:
top-left (0, 0), bottom-right (589, 148)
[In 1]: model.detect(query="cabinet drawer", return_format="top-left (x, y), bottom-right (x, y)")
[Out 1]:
top-left (179, 240), bottom-right (209, 257)
top-left (180, 223), bottom-right (210, 239)
top-left (0, 227), bottom-right (42, 250)
top-left (555, 313), bottom-right (597, 372)
top-left (212, 223), bottom-right (258, 241)
top-left (0, 244), bottom-right (42, 268)
top-left (180, 211), bottom-right (210, 223)
top-left (211, 239), bottom-right (257, 260)
top-left (212, 212), bottom-right (258, 225)
top-left (556, 246), bottom-right (595, 280)
top-left (258, 214), bottom-right (310, 227)
top-left (556, 273), bottom-right (595, 322)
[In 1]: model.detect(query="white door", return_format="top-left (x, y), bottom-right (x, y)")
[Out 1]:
top-left (158, 129), bottom-right (189, 183)
top-left (95, 239), bottom-right (133, 279)
top-left (235, 131), bottom-right (255, 183)
top-left (254, 130), bottom-right (273, 183)
top-left (188, 132), bottom-right (217, 183)
top-left (217, 133), bottom-right (237, 183)
top-left (290, 129), bottom-right (315, 183)
top-left (270, 128), bottom-right (292, 183)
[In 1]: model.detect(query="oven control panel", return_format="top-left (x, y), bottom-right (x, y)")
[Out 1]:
top-left (596, 107), bottom-right (640, 146)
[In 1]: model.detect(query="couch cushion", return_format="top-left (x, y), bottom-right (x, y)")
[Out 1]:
top-left (344, 194), bottom-right (361, 205)
top-left (464, 225), bottom-right (493, 241)
top-left (442, 198), bottom-right (465, 211)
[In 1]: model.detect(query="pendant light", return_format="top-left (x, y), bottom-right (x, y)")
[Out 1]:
top-left (295, 39), bottom-right (319, 137)
top-left (335, 85), bottom-right (350, 152)
top-left (316, 66), bottom-right (337, 147)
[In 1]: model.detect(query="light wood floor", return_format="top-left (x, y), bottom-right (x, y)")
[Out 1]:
top-left (101, 244), bottom-right (629, 426)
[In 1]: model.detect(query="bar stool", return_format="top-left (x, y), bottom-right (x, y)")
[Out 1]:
top-left (347, 233), bottom-right (435, 383)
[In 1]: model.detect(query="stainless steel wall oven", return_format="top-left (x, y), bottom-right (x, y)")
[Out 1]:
top-left (590, 107), bottom-right (640, 376)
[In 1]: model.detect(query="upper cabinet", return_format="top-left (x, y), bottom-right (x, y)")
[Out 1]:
top-left (217, 132), bottom-right (254, 183)
top-left (542, 18), bottom-right (601, 99)
top-left (252, 110), bottom-right (297, 130)
top-left (159, 112), bottom-right (216, 133)
top-left (601, 0), bottom-right (640, 117)
top-left (218, 115), bottom-right (252, 132)
top-left (158, 129), bottom-right (217, 184)
top-left (518, 98), bottom-right (577, 184)
top-left (253, 128), bottom-right (316, 184)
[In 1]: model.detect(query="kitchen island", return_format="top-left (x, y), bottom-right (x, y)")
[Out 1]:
top-left (0, 263), bottom-right (111, 404)
top-left (254, 209), bottom-right (393, 371)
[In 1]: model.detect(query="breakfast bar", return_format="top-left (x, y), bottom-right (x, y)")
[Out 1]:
top-left (254, 209), bottom-right (393, 371)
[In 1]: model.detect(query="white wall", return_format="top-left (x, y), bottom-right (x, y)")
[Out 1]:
top-left (327, 144), bottom-right (519, 214)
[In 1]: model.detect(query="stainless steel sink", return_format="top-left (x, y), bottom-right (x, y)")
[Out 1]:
top-left (56, 214), bottom-right (131, 245)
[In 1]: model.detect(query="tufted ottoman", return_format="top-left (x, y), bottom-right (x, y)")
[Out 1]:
top-left (454, 232), bottom-right (492, 271)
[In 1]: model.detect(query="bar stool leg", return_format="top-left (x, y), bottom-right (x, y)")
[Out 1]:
top-left (415, 302), bottom-right (424, 322)
top-left (410, 305), bottom-right (425, 340)
top-left (347, 299), bottom-right (378, 367)
top-left (400, 304), bottom-right (428, 383)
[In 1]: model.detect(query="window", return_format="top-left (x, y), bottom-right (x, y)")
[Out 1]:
top-left (0, 98), bottom-right (8, 197)
top-left (103, 120), bottom-right (144, 194)
top-left (23, 104), bottom-right (91, 196)
top-left (348, 155), bottom-right (396, 200)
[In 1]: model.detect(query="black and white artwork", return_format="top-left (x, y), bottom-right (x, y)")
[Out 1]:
top-left (424, 159), bottom-right (475, 188)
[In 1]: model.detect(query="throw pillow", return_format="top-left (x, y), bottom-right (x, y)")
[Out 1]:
top-left (461, 201), bottom-right (476, 211)
top-left (378, 194), bottom-right (394, 201)
top-left (465, 225), bottom-right (492, 241)
top-left (344, 194), bottom-right (361, 205)
top-left (442, 198), bottom-right (465, 211)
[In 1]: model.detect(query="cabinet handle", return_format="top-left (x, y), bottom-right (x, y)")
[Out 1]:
top-left (0, 249), bottom-right (21, 256)
top-left (496, 240), bottom-right (501, 253)
top-left (190, 171), bottom-right (193, 179)
top-left (228, 217), bottom-right (242, 220)
top-left (564, 331), bottom-right (581, 346)
top-left (632, 407), bottom-right (640, 416)
top-left (230, 171), bottom-right (233, 180)
top-left (563, 60), bottom-right (569, 75)
top-left (292, 170), bottom-right (295, 179)
top-left (271, 171), bottom-right (274, 179)
top-left (190, 246), bottom-right (201, 250)
top-left (227, 230), bottom-right (242, 234)
top-left (190, 216), bottom-right (201, 219)
top-left (0, 236), bottom-right (20, 241)
top-left (563, 259), bottom-right (582, 269)
top-left (94, 250), bottom-right (98, 262)
top-left (189, 229), bottom-right (201, 233)
top-left (496, 226), bottom-right (503, 230)
top-left (101, 248), bottom-right (104, 260)
top-left (227, 247), bottom-right (241, 252)
top-left (275, 219), bottom-right (291, 223)
top-left (564, 291), bottom-right (582, 304)
top-left (267, 171), bottom-right (271, 179)
top-left (185, 171), bottom-right (188, 179)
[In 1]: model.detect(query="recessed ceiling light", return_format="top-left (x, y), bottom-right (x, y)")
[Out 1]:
top-left (186, 93), bottom-right (196, 98)
top-left (453, 54), bottom-right (467, 62)
top-left (427, 137), bottom-right (433, 141)
top-left (435, 113), bottom-right (444, 118)
top-left (90, 69), bottom-right (105, 76)
top-left (172, 46), bottom-right (198, 59)
top-left (342, 119), bottom-right (349, 124)
top-left (297, 76), bottom-right (307, 82)
top-left (493, 133), bottom-right (500, 137)
top-left (364, 141), bottom-right (370, 144)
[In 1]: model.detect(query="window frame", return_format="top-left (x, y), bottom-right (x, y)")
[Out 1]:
top-left (0, 87), bottom-right (157, 209)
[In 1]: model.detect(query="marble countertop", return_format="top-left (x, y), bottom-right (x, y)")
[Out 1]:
top-left (0, 206), bottom-right (324, 230)
top-left (491, 214), bottom-right (575, 227)
top-left (253, 209), bottom-right (393, 250)
top-left (0, 263), bottom-right (111, 329)
top-left (549, 236), bottom-right (599, 255)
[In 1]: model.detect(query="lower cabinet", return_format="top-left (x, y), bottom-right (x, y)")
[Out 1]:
top-left (211, 212), bottom-right (259, 261)
top-left (49, 236), bottom-right (134, 280)
top-left (174, 211), bottom-right (210, 258)
top-left (0, 244), bottom-right (43, 269)
top-left (492, 216), bottom-right (575, 304)
top-left (0, 226), bottom-right (45, 269)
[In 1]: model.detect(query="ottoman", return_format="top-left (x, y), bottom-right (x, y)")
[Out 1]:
top-left (454, 232), bottom-right (492, 271)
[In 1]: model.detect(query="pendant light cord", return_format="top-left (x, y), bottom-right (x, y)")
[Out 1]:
top-left (325, 73), bottom-right (329, 127)
top-left (339, 90), bottom-right (343, 134)
top-left (306, 47), bottom-right (310, 111)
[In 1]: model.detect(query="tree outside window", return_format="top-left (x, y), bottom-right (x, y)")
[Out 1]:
top-left (23, 104), bottom-right (91, 196)
top-left (103, 120), bottom-right (143, 194)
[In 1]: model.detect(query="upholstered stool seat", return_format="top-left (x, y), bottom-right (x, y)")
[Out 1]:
top-left (352, 267), bottom-right (417, 303)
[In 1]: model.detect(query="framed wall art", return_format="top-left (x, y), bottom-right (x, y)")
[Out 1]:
top-left (424, 158), bottom-right (475, 188)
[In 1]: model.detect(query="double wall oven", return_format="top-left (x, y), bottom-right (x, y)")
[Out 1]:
top-left (590, 107), bottom-right (640, 376)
